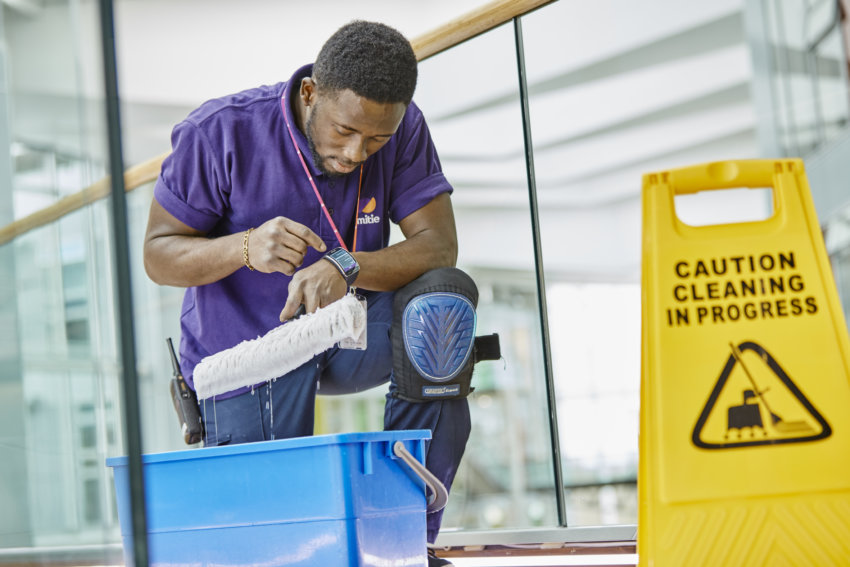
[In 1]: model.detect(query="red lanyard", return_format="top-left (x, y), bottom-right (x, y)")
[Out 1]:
top-left (281, 92), bottom-right (362, 253)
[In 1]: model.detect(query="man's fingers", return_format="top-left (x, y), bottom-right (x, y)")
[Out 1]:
top-left (302, 294), bottom-right (321, 315)
top-left (251, 217), bottom-right (329, 276)
top-left (281, 218), bottom-right (326, 253)
top-left (279, 259), bottom-right (346, 322)
top-left (279, 292), bottom-right (304, 322)
top-left (270, 249), bottom-right (302, 275)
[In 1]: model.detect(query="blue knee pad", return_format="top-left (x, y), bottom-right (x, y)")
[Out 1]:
top-left (392, 268), bottom-right (500, 402)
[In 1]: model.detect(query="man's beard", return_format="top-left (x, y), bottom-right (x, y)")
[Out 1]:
top-left (306, 108), bottom-right (347, 179)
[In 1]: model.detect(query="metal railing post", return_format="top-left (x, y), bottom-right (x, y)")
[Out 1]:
top-left (513, 15), bottom-right (568, 526)
top-left (97, 0), bottom-right (149, 564)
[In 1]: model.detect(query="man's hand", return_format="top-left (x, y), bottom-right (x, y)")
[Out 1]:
top-left (279, 258), bottom-right (348, 321)
top-left (248, 217), bottom-right (326, 276)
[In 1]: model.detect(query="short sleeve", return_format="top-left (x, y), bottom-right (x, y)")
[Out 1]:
top-left (388, 104), bottom-right (453, 223)
top-left (154, 120), bottom-right (230, 233)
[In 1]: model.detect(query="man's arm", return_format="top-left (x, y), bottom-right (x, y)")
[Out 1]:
top-left (143, 199), bottom-right (326, 287)
top-left (355, 192), bottom-right (458, 290)
top-left (279, 192), bottom-right (458, 320)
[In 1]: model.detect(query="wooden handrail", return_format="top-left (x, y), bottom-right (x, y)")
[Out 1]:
top-left (0, 0), bottom-right (551, 247)
top-left (412, 0), bottom-right (553, 61)
top-left (0, 152), bottom-right (168, 246)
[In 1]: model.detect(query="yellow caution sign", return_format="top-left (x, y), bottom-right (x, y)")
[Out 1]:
top-left (640, 159), bottom-right (850, 566)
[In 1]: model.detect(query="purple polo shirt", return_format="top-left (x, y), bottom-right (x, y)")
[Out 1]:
top-left (154, 64), bottom-right (452, 397)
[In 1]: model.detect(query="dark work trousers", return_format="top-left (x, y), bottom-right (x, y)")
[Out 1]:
top-left (198, 289), bottom-right (471, 543)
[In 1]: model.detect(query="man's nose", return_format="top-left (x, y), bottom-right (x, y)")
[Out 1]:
top-left (342, 137), bottom-right (367, 164)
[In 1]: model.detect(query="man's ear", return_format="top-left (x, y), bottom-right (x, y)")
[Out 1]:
top-left (300, 77), bottom-right (317, 107)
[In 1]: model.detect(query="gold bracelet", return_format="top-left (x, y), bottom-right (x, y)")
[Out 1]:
top-left (242, 228), bottom-right (255, 271)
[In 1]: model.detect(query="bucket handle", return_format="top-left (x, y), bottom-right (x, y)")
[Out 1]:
top-left (393, 441), bottom-right (449, 513)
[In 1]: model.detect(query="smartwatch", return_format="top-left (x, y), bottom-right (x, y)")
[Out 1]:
top-left (323, 247), bottom-right (360, 287)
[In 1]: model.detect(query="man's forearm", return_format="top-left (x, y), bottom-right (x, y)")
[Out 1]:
top-left (352, 228), bottom-right (457, 292)
top-left (144, 232), bottom-right (244, 287)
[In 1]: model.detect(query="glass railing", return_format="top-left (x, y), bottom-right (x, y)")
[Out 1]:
top-left (1, 1), bottom-right (570, 563)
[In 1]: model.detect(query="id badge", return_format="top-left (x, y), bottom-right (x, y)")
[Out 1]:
top-left (338, 292), bottom-right (367, 350)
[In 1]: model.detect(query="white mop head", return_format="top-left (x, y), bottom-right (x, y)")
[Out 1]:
top-left (193, 294), bottom-right (366, 399)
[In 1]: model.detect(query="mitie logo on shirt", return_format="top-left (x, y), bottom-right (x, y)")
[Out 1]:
top-left (358, 197), bottom-right (380, 225)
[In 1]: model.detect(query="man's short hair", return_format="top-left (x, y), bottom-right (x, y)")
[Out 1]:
top-left (313, 20), bottom-right (417, 105)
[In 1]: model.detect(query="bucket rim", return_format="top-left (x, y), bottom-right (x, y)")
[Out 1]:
top-left (105, 429), bottom-right (431, 468)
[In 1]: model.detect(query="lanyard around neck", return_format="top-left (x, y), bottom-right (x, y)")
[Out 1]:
top-left (281, 92), bottom-right (362, 253)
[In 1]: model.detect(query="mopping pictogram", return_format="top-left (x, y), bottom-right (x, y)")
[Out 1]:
top-left (692, 340), bottom-right (831, 449)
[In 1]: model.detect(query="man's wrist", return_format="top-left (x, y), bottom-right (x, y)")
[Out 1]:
top-left (322, 247), bottom-right (360, 286)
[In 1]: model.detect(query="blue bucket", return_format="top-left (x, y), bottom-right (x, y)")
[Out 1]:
top-left (107, 430), bottom-right (434, 566)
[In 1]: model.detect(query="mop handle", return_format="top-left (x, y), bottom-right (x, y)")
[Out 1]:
top-left (729, 342), bottom-right (778, 418)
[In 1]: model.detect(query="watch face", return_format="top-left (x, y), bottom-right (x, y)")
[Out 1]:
top-left (331, 249), bottom-right (358, 273)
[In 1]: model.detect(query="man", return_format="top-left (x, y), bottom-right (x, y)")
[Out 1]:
top-left (144, 20), bottom-right (476, 566)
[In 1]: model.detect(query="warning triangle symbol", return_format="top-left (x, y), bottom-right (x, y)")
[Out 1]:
top-left (692, 341), bottom-right (831, 449)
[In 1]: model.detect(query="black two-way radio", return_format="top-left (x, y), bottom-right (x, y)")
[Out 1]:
top-left (167, 337), bottom-right (204, 445)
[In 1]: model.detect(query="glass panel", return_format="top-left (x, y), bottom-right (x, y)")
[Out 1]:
top-left (520, 0), bottom-right (767, 526)
top-left (126, 182), bottom-right (186, 454)
top-left (408, 23), bottom-right (559, 531)
top-left (2, 209), bottom-right (125, 561)
top-left (1, 1), bottom-right (122, 563)
top-left (319, 21), bottom-right (558, 533)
